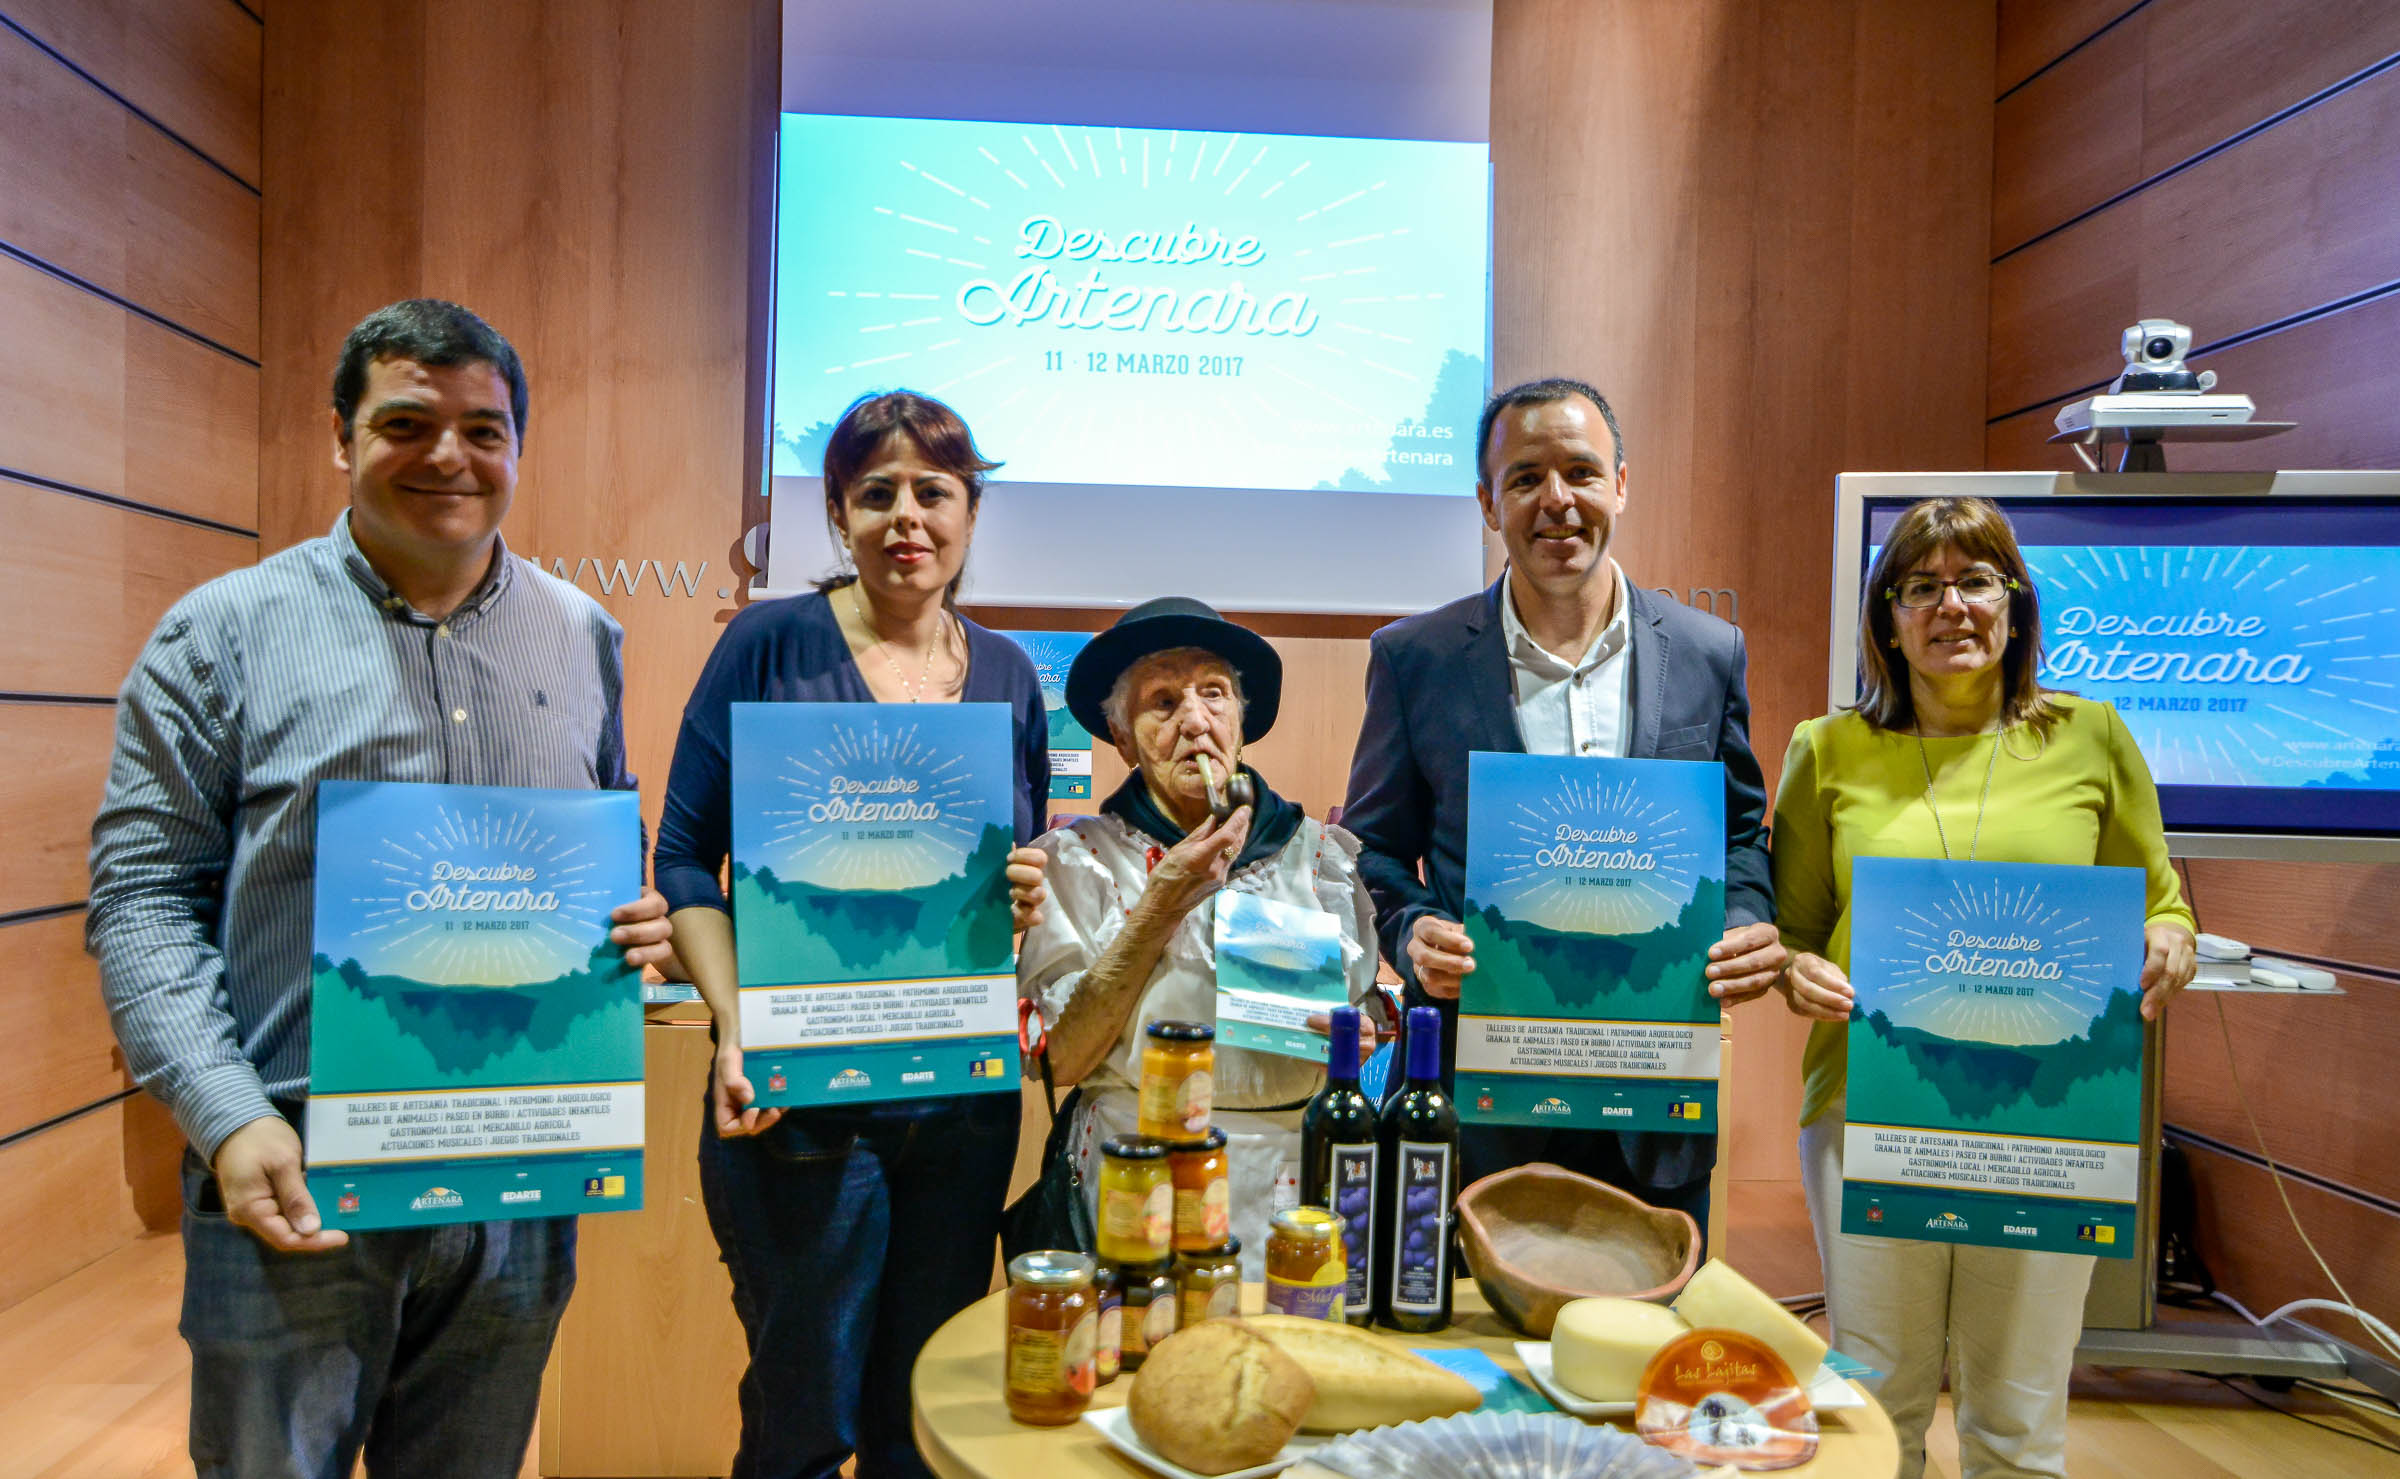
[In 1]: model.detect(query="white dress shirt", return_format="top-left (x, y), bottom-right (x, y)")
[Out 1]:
top-left (1499, 559), bottom-right (1634, 759)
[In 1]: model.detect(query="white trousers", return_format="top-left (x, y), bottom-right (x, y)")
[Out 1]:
top-left (1799, 1101), bottom-right (2096, 1479)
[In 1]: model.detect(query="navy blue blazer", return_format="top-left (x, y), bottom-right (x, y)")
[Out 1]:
top-left (1341, 577), bottom-right (1774, 1189)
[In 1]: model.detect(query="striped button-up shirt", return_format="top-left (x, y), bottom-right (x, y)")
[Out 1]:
top-left (88, 512), bottom-right (635, 1161)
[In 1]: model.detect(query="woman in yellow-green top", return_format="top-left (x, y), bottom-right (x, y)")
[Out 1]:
top-left (1771, 496), bottom-right (2196, 1479)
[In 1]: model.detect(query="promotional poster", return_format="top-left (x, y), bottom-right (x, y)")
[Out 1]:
top-left (305, 782), bottom-right (646, 1229)
top-left (1842, 857), bottom-right (2147, 1257)
top-left (730, 703), bottom-right (1020, 1106)
top-left (1456, 753), bottom-right (1726, 1133)
top-left (1213, 890), bottom-right (1350, 1059)
top-left (1002, 629), bottom-right (1096, 801)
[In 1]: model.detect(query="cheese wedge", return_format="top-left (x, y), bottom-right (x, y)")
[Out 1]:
top-left (1671, 1259), bottom-right (1828, 1380)
top-left (1549, 1297), bottom-right (1690, 1403)
top-left (1242, 1315), bottom-right (1481, 1431)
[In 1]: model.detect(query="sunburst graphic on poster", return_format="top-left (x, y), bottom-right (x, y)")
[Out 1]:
top-left (334, 798), bottom-right (621, 988)
top-left (1470, 765), bottom-right (1709, 935)
top-left (750, 714), bottom-right (992, 892)
top-left (769, 113), bottom-right (1490, 494)
top-left (1856, 873), bottom-right (2115, 1047)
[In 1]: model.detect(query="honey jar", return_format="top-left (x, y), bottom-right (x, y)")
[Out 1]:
top-left (1003, 1251), bottom-right (1096, 1426)
top-left (1174, 1237), bottom-right (1242, 1328)
top-left (1096, 1135), bottom-right (1172, 1265)
top-left (1263, 1206), bottom-right (1346, 1321)
top-left (1115, 1257), bottom-right (1179, 1371)
top-left (1138, 1020), bottom-right (1215, 1139)
top-left (1169, 1128), bottom-right (1231, 1252)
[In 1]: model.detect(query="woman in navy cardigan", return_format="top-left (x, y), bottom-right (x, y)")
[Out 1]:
top-left (654, 391), bottom-right (1049, 1479)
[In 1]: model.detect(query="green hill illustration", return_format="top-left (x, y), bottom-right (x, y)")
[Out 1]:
top-left (310, 944), bottom-right (640, 1094)
top-left (1847, 986), bottom-right (2143, 1142)
top-left (734, 821), bottom-right (1015, 985)
top-left (1462, 877), bottom-right (1724, 1021)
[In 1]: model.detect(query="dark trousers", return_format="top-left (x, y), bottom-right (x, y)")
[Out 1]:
top-left (1460, 1125), bottom-right (1712, 1261)
top-left (697, 1091), bottom-right (1020, 1479)
top-left (178, 1151), bottom-right (575, 1479)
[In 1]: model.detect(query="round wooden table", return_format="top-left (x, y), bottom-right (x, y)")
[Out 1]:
top-left (912, 1282), bottom-right (1900, 1479)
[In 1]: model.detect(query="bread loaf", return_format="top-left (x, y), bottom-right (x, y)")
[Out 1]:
top-left (1242, 1314), bottom-right (1482, 1431)
top-left (1127, 1320), bottom-right (1314, 1475)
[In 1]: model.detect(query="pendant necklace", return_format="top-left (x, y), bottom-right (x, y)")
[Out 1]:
top-left (853, 583), bottom-right (942, 701)
top-left (1916, 722), bottom-right (2003, 861)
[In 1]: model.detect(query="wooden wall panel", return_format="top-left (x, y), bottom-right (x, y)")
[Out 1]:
top-left (261, 0), bottom-right (776, 861)
top-left (0, 253), bottom-right (257, 529)
top-left (0, 914), bottom-right (128, 1144)
top-left (1990, 65), bottom-right (2400, 416)
top-left (0, 705), bottom-right (114, 916)
top-left (1493, 0), bottom-right (1995, 1186)
top-left (0, 0), bottom-right (262, 186)
top-left (0, 22), bottom-right (258, 358)
top-left (0, 482), bottom-right (254, 697)
top-left (2177, 1144), bottom-right (2400, 1348)
top-left (2162, 977), bottom-right (2399, 1206)
top-left (2180, 857), bottom-right (2400, 975)
top-left (1996, 0), bottom-right (2139, 94)
top-left (1986, 288), bottom-right (2400, 470)
top-left (0, 1091), bottom-right (180, 1315)
top-left (1993, 0), bottom-right (2400, 253)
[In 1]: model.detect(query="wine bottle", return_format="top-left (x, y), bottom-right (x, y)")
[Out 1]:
top-left (1375, 1005), bottom-right (1458, 1332)
top-left (1301, 1005), bottom-right (1380, 1327)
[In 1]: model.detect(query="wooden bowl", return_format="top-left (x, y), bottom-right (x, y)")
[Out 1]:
top-left (1453, 1162), bottom-right (1701, 1336)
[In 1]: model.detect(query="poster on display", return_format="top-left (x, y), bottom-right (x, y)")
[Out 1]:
top-left (730, 702), bottom-right (1020, 1106)
top-left (1213, 891), bottom-right (1349, 1059)
top-left (1456, 753), bottom-right (1725, 1133)
top-left (305, 782), bottom-right (645, 1230)
top-left (1842, 858), bottom-right (2146, 1257)
top-left (1002, 630), bottom-right (1096, 802)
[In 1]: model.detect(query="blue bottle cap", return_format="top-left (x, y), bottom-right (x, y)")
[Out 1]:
top-left (1406, 1004), bottom-right (1443, 1082)
top-left (1327, 1005), bottom-right (1360, 1080)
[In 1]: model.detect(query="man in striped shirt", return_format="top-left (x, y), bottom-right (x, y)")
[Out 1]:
top-left (88, 299), bottom-right (674, 1478)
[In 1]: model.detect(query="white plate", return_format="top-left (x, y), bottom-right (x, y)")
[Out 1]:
top-left (1513, 1343), bottom-right (1865, 1416)
top-left (1082, 1405), bottom-right (1328, 1479)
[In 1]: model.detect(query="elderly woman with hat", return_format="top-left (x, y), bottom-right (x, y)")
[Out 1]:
top-left (1019, 597), bottom-right (1380, 1279)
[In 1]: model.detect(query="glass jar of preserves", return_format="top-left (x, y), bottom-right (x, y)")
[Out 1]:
top-left (1169, 1128), bottom-right (1231, 1252)
top-left (1092, 1261), bottom-right (1123, 1386)
top-left (1097, 1135), bottom-right (1172, 1265)
top-left (1263, 1206), bottom-right (1347, 1321)
top-left (1003, 1251), bottom-right (1096, 1426)
top-left (1114, 1257), bottom-right (1179, 1372)
top-left (1138, 1020), bottom-right (1215, 1139)
top-left (1175, 1237), bottom-right (1243, 1328)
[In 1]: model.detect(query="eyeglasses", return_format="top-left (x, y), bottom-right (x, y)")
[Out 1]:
top-left (1886, 571), bottom-right (2019, 609)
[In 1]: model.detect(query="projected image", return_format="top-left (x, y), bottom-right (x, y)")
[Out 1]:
top-left (2024, 544), bottom-right (2400, 792)
top-left (770, 113), bottom-right (1489, 494)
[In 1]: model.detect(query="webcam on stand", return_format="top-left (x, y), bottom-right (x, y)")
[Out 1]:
top-left (2050, 318), bottom-right (2293, 471)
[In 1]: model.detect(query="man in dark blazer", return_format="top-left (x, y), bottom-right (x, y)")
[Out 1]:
top-left (1341, 377), bottom-right (1787, 1229)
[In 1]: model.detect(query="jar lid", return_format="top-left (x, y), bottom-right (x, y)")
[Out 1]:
top-left (1112, 1256), bottom-right (1177, 1280)
top-left (1145, 1019), bottom-right (1216, 1043)
top-left (1007, 1251), bottom-right (1096, 1287)
top-left (1270, 1206), bottom-right (1343, 1241)
top-left (1101, 1134), bottom-right (1167, 1160)
top-left (1178, 1236), bottom-right (1241, 1262)
top-left (1169, 1127), bottom-right (1229, 1154)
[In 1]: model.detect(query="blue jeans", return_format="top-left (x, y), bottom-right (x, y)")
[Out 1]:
top-left (179, 1149), bottom-right (576, 1479)
top-left (698, 1091), bottom-right (1020, 1479)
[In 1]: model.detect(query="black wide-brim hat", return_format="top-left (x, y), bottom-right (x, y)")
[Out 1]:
top-left (1065, 596), bottom-right (1282, 744)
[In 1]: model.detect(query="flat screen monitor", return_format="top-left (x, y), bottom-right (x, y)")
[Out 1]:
top-left (1830, 471), bottom-right (2400, 860)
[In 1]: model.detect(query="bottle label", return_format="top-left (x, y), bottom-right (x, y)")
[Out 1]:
top-left (1102, 1183), bottom-right (1172, 1255)
top-left (1177, 1070), bottom-right (1214, 1134)
top-left (1175, 1175), bottom-right (1231, 1244)
top-left (1095, 1300), bottom-right (1122, 1382)
top-left (1265, 1275), bottom-right (1346, 1322)
top-left (1142, 1291), bottom-right (1179, 1347)
top-left (1389, 1139), bottom-right (1451, 1315)
top-left (1007, 1313), bottom-right (1097, 1399)
top-left (1329, 1144), bottom-right (1377, 1311)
